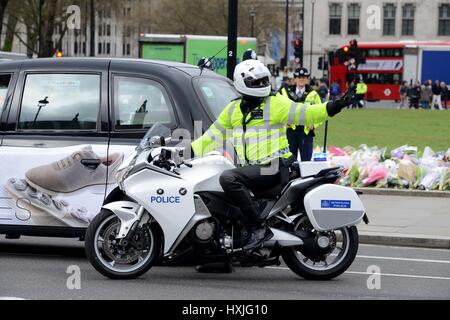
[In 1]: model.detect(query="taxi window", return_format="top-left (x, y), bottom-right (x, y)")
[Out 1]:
top-left (194, 78), bottom-right (240, 118)
top-left (0, 74), bottom-right (12, 110)
top-left (113, 76), bottom-right (176, 130)
top-left (18, 73), bottom-right (100, 131)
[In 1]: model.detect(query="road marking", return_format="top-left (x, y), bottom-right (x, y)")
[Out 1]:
top-left (265, 266), bottom-right (450, 281)
top-left (327, 253), bottom-right (450, 264)
top-left (360, 244), bottom-right (450, 253)
top-left (345, 271), bottom-right (450, 281)
top-left (356, 255), bottom-right (450, 264)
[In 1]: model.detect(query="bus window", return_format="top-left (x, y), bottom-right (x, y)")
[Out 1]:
top-left (359, 73), bottom-right (402, 85)
top-left (367, 49), bottom-right (380, 57)
top-left (384, 48), bottom-right (394, 57)
top-left (363, 48), bottom-right (403, 58)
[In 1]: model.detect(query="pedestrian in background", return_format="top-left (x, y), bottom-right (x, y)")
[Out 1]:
top-left (242, 48), bottom-right (257, 61)
top-left (330, 81), bottom-right (341, 102)
top-left (420, 80), bottom-right (432, 109)
top-left (440, 81), bottom-right (448, 110)
top-left (318, 80), bottom-right (329, 103)
top-left (399, 81), bottom-right (408, 109)
top-left (280, 76), bottom-right (291, 90)
top-left (352, 77), bottom-right (367, 109)
top-left (408, 81), bottom-right (421, 109)
top-left (355, 77), bottom-right (368, 108)
top-left (432, 80), bottom-right (443, 110)
top-left (310, 77), bottom-right (319, 91)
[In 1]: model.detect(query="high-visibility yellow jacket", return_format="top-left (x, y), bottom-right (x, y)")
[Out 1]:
top-left (356, 82), bottom-right (368, 94)
top-left (191, 94), bottom-right (329, 166)
top-left (278, 85), bottom-right (323, 133)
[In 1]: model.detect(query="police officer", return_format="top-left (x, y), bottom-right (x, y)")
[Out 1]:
top-left (353, 77), bottom-right (368, 108)
top-left (243, 48), bottom-right (258, 61)
top-left (192, 60), bottom-right (355, 257)
top-left (278, 67), bottom-right (322, 162)
top-left (197, 57), bottom-right (213, 70)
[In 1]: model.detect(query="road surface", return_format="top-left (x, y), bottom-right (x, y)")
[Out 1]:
top-left (0, 237), bottom-right (449, 300)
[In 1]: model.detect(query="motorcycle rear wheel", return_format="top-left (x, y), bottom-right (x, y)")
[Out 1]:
top-left (282, 219), bottom-right (359, 280)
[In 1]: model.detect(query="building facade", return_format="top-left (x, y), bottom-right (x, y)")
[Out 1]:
top-left (303, 0), bottom-right (450, 78)
top-left (5, 0), bottom-right (303, 62)
top-left (5, 0), bottom-right (154, 58)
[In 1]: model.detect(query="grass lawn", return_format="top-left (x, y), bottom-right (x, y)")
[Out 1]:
top-left (314, 109), bottom-right (450, 153)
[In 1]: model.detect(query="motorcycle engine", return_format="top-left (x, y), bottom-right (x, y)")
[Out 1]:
top-left (193, 220), bottom-right (216, 244)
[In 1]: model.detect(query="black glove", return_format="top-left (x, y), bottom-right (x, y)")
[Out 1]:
top-left (326, 85), bottom-right (357, 117)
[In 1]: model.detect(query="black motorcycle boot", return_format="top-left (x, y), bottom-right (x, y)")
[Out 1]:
top-left (243, 223), bottom-right (273, 251)
top-left (195, 261), bottom-right (235, 274)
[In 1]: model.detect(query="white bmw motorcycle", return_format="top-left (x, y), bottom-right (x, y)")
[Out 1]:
top-left (85, 124), bottom-right (369, 280)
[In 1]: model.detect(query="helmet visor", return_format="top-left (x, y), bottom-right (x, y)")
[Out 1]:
top-left (244, 76), bottom-right (270, 89)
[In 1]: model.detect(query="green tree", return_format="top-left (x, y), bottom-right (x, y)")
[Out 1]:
top-left (0, 0), bottom-right (8, 44)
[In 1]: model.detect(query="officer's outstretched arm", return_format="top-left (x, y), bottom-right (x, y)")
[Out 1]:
top-left (326, 85), bottom-right (357, 116)
top-left (191, 103), bottom-right (233, 157)
top-left (275, 86), bottom-right (356, 126)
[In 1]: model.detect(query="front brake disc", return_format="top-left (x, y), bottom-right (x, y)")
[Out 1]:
top-left (102, 221), bottom-right (141, 264)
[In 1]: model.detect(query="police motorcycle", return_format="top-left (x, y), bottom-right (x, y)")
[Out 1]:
top-left (85, 123), bottom-right (369, 280)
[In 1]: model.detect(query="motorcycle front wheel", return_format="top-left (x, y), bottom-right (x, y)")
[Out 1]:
top-left (282, 216), bottom-right (359, 280)
top-left (85, 209), bottom-right (162, 279)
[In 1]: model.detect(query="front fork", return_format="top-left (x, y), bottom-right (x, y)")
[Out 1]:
top-left (102, 201), bottom-right (145, 240)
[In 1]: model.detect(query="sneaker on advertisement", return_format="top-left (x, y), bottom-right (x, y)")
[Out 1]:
top-left (25, 146), bottom-right (123, 195)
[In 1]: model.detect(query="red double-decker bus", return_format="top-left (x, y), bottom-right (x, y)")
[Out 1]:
top-left (329, 41), bottom-right (450, 101)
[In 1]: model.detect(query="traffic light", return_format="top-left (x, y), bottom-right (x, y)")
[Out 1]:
top-left (318, 57), bottom-right (323, 70)
top-left (337, 46), bottom-right (350, 64)
top-left (338, 39), bottom-right (359, 70)
top-left (349, 39), bottom-right (358, 67)
top-left (317, 56), bottom-right (329, 70)
top-left (349, 39), bottom-right (358, 57)
top-left (352, 40), bottom-right (366, 66)
top-left (328, 51), bottom-right (336, 66)
top-left (293, 39), bottom-right (303, 65)
top-left (349, 39), bottom-right (367, 67)
top-left (335, 40), bottom-right (364, 69)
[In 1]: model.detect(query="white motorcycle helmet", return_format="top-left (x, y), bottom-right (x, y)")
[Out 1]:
top-left (233, 59), bottom-right (272, 98)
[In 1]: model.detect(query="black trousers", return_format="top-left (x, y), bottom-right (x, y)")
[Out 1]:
top-left (287, 127), bottom-right (314, 162)
top-left (352, 93), bottom-right (365, 109)
top-left (219, 161), bottom-right (284, 227)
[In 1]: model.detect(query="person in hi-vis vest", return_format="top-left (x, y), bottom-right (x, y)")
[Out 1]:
top-left (192, 60), bottom-right (355, 259)
top-left (278, 67), bottom-right (322, 161)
